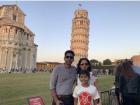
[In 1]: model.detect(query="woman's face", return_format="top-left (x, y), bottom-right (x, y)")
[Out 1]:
top-left (79, 60), bottom-right (89, 70)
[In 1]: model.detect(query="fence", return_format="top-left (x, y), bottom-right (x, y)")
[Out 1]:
top-left (100, 88), bottom-right (118, 105)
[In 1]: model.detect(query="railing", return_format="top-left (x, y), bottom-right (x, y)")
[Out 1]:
top-left (100, 89), bottom-right (119, 105)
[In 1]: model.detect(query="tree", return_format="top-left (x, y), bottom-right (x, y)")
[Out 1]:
top-left (103, 59), bottom-right (112, 65)
top-left (90, 59), bottom-right (100, 66)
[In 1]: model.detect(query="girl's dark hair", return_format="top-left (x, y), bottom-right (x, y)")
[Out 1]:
top-left (77, 58), bottom-right (91, 74)
top-left (79, 70), bottom-right (90, 78)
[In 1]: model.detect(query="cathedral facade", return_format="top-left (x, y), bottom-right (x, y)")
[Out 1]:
top-left (0, 5), bottom-right (37, 73)
top-left (70, 8), bottom-right (90, 65)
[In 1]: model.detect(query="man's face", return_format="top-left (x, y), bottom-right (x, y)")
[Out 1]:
top-left (64, 53), bottom-right (74, 65)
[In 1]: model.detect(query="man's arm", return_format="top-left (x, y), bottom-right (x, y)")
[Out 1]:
top-left (51, 89), bottom-right (62, 105)
top-left (50, 67), bottom-right (61, 105)
top-left (51, 89), bottom-right (58, 102)
top-left (51, 89), bottom-right (64, 105)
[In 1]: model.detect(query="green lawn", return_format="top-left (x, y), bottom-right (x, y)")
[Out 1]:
top-left (0, 72), bottom-right (114, 105)
top-left (98, 75), bottom-right (115, 91)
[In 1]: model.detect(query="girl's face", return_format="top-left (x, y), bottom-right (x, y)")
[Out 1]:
top-left (79, 60), bottom-right (89, 70)
top-left (79, 74), bottom-right (89, 86)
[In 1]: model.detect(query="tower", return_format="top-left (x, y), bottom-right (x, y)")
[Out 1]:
top-left (70, 7), bottom-right (90, 65)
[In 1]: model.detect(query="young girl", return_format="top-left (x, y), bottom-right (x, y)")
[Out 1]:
top-left (73, 70), bottom-right (100, 105)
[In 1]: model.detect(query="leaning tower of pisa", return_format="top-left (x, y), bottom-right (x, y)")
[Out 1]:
top-left (70, 8), bottom-right (90, 65)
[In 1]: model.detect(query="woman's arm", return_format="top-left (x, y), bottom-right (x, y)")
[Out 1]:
top-left (74, 98), bottom-right (78, 105)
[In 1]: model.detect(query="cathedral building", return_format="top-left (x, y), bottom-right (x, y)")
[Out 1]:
top-left (70, 7), bottom-right (90, 65)
top-left (0, 5), bottom-right (37, 73)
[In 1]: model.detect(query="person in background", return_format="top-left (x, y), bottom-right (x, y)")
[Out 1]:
top-left (119, 60), bottom-right (140, 105)
top-left (114, 63), bottom-right (124, 105)
top-left (50, 50), bottom-right (77, 105)
top-left (73, 70), bottom-right (100, 105)
top-left (131, 59), bottom-right (140, 75)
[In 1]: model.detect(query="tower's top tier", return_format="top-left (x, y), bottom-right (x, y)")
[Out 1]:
top-left (74, 9), bottom-right (88, 18)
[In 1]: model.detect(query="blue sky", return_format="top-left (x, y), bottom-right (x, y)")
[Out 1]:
top-left (1, 1), bottom-right (140, 63)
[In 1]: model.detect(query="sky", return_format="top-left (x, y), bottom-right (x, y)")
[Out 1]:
top-left (0, 1), bottom-right (140, 63)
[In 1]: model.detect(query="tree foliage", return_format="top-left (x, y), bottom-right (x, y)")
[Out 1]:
top-left (103, 59), bottom-right (112, 65)
top-left (90, 59), bottom-right (100, 66)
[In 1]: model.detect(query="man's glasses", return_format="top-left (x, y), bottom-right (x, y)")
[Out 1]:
top-left (65, 56), bottom-right (74, 59)
top-left (80, 63), bottom-right (88, 66)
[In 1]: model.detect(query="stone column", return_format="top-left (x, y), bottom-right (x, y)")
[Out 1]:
top-left (0, 48), bottom-right (4, 68)
top-left (0, 47), bottom-right (2, 67)
top-left (29, 48), bottom-right (34, 70)
top-left (26, 48), bottom-right (31, 71)
top-left (14, 49), bottom-right (18, 69)
top-left (11, 50), bottom-right (16, 69)
top-left (33, 46), bottom-right (37, 69)
top-left (30, 49), bottom-right (33, 71)
top-left (6, 48), bottom-right (13, 72)
top-left (22, 48), bottom-right (27, 68)
top-left (1, 7), bottom-right (6, 17)
top-left (2, 48), bottom-right (8, 71)
top-left (17, 49), bottom-right (22, 68)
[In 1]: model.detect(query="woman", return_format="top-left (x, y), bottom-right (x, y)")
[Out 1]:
top-left (115, 64), bottom-right (124, 105)
top-left (76, 58), bottom-right (101, 105)
top-left (77, 58), bottom-right (98, 88)
top-left (119, 60), bottom-right (140, 105)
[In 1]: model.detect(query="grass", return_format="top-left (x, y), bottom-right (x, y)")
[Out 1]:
top-left (0, 72), bottom-right (114, 105)
top-left (98, 75), bottom-right (115, 91)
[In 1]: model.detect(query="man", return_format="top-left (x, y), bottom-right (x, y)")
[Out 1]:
top-left (50, 50), bottom-right (77, 105)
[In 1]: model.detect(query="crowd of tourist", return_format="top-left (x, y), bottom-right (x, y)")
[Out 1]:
top-left (0, 67), bottom-right (37, 73)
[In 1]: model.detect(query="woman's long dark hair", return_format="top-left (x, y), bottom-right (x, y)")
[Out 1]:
top-left (77, 58), bottom-right (91, 74)
top-left (122, 59), bottom-right (135, 78)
